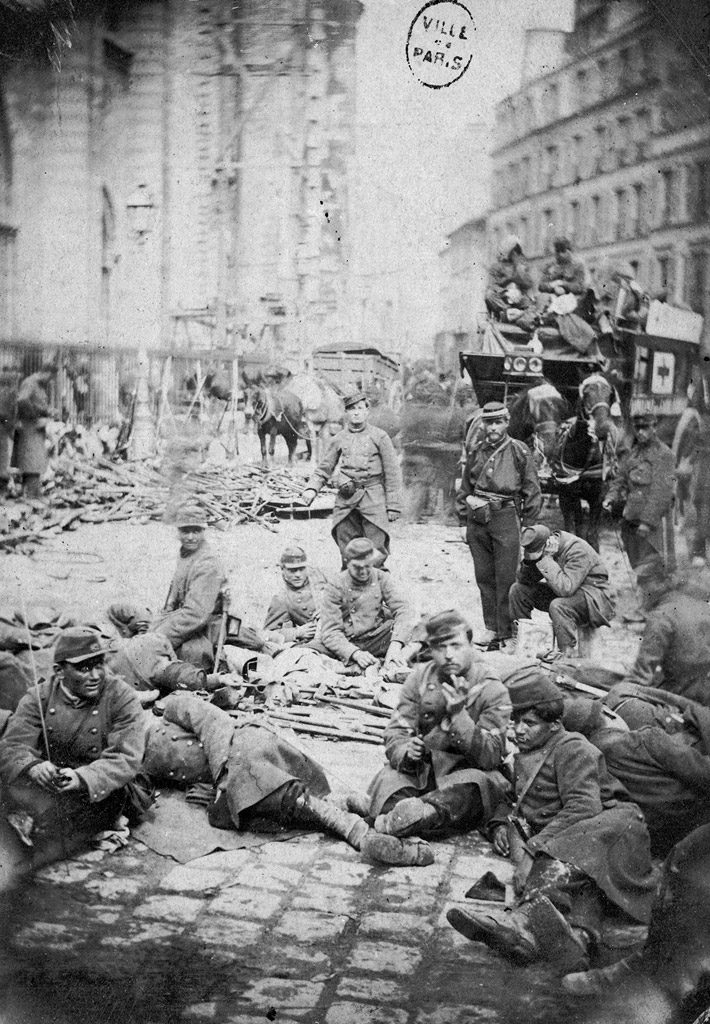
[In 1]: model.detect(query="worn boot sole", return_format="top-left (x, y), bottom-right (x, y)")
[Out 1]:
top-left (360, 832), bottom-right (434, 867)
top-left (561, 952), bottom-right (642, 996)
top-left (446, 906), bottom-right (538, 965)
top-left (373, 797), bottom-right (440, 838)
top-left (527, 896), bottom-right (590, 975)
top-left (346, 792), bottom-right (371, 818)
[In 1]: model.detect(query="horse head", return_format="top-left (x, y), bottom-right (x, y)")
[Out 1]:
top-left (507, 382), bottom-right (567, 469)
top-left (579, 373), bottom-right (614, 441)
top-left (247, 385), bottom-right (274, 425)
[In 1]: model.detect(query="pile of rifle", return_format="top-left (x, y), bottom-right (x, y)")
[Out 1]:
top-left (0, 455), bottom-right (332, 553)
top-left (247, 693), bottom-right (392, 746)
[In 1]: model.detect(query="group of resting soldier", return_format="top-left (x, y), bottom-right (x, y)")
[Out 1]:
top-left (3, 383), bottom-right (710, 1002)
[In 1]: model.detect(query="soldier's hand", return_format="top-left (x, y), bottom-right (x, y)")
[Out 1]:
top-left (300, 489), bottom-right (317, 507)
top-left (636, 522), bottom-right (651, 538)
top-left (352, 650), bottom-right (378, 670)
top-left (296, 621), bottom-right (317, 641)
top-left (441, 682), bottom-right (466, 717)
top-left (405, 736), bottom-right (426, 762)
top-left (601, 499), bottom-right (612, 513)
top-left (55, 768), bottom-right (82, 792)
top-left (387, 510), bottom-right (400, 523)
top-left (28, 761), bottom-right (60, 790)
top-left (492, 825), bottom-right (510, 857)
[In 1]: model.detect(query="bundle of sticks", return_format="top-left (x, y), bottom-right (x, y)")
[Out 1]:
top-left (0, 456), bottom-right (333, 553)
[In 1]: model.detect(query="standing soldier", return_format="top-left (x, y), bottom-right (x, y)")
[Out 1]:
top-left (456, 401), bottom-right (542, 650)
top-left (603, 411), bottom-right (675, 574)
top-left (15, 366), bottom-right (55, 499)
top-left (301, 386), bottom-right (402, 567)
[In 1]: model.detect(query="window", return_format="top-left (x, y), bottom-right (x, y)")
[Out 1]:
top-left (542, 208), bottom-right (557, 251)
top-left (520, 156), bottom-right (531, 196)
top-left (543, 82), bottom-right (559, 122)
top-left (685, 249), bottom-right (708, 315)
top-left (634, 108), bottom-right (651, 160)
top-left (575, 68), bottom-right (588, 107)
top-left (519, 216), bottom-right (529, 251)
top-left (618, 47), bottom-right (633, 88)
top-left (691, 161), bottom-right (710, 223)
top-left (617, 117), bottom-right (632, 166)
top-left (545, 145), bottom-right (558, 189)
top-left (593, 124), bottom-right (608, 174)
top-left (570, 134), bottom-right (584, 183)
top-left (631, 183), bottom-right (646, 237)
top-left (589, 194), bottom-right (602, 244)
top-left (613, 188), bottom-right (627, 241)
top-left (597, 57), bottom-right (610, 100)
top-left (660, 169), bottom-right (674, 226)
top-left (657, 254), bottom-right (674, 296)
top-left (569, 200), bottom-right (581, 244)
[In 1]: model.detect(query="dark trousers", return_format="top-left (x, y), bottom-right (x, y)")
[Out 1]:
top-left (508, 580), bottom-right (591, 651)
top-left (622, 519), bottom-right (675, 575)
top-left (7, 779), bottom-right (125, 852)
top-left (379, 783), bottom-right (484, 836)
top-left (523, 853), bottom-right (604, 940)
top-left (466, 507), bottom-right (520, 638)
top-left (333, 510), bottom-right (389, 568)
top-left (22, 473), bottom-right (41, 498)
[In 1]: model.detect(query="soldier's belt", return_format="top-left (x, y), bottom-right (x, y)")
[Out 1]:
top-left (474, 489), bottom-right (517, 511)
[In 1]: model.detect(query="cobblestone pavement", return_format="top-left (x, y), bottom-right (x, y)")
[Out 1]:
top-left (3, 822), bottom-right (578, 1024)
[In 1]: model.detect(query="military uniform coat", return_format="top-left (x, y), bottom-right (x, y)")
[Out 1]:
top-left (263, 568), bottom-right (329, 642)
top-left (538, 255), bottom-right (587, 295)
top-left (153, 694), bottom-right (330, 824)
top-left (491, 729), bottom-right (656, 922)
top-left (606, 436), bottom-right (675, 567)
top-left (367, 660), bottom-right (511, 820)
top-left (626, 592), bottom-right (710, 705)
top-left (319, 568), bottom-right (413, 663)
top-left (0, 672), bottom-right (146, 803)
top-left (307, 424), bottom-right (402, 538)
top-left (153, 541), bottom-right (227, 655)
top-left (592, 726), bottom-right (710, 855)
top-left (520, 531), bottom-right (615, 627)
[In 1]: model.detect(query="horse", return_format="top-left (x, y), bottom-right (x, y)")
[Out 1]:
top-left (246, 385), bottom-right (310, 466)
top-left (550, 373), bottom-right (622, 552)
top-left (287, 373), bottom-right (344, 463)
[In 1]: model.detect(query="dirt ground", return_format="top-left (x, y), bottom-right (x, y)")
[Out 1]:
top-left (0, 451), bottom-right (661, 1024)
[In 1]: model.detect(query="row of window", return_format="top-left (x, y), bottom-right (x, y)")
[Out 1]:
top-left (495, 160), bottom-right (710, 252)
top-left (496, 108), bottom-right (656, 204)
top-left (496, 36), bottom-right (655, 143)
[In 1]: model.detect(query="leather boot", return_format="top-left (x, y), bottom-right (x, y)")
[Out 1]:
top-left (374, 797), bottom-right (441, 837)
top-left (527, 895), bottom-right (591, 974)
top-left (291, 793), bottom-right (370, 850)
top-left (561, 951), bottom-right (644, 996)
top-left (446, 905), bottom-right (539, 965)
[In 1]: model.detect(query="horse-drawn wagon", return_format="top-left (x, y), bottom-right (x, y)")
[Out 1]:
top-left (457, 299), bottom-right (705, 548)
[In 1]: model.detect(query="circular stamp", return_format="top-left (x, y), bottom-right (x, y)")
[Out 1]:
top-left (406, 0), bottom-right (474, 89)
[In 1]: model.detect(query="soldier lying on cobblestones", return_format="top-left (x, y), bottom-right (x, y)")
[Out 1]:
top-left (143, 693), bottom-right (434, 866)
top-left (0, 626), bottom-right (147, 861)
top-left (346, 610), bottom-right (511, 852)
top-left (447, 671), bottom-right (656, 975)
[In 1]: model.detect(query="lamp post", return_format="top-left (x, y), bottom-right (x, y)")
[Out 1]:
top-left (125, 185), bottom-right (157, 460)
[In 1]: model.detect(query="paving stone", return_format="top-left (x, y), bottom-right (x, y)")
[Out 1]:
top-left (347, 940), bottom-right (421, 976)
top-left (335, 975), bottom-right (410, 1003)
top-left (101, 922), bottom-right (176, 945)
top-left (235, 863), bottom-right (302, 891)
top-left (160, 865), bottom-right (230, 893)
top-left (193, 916), bottom-right (263, 948)
top-left (238, 977), bottom-right (325, 1016)
top-left (258, 840), bottom-right (320, 867)
top-left (378, 886), bottom-right (440, 915)
top-left (373, 860), bottom-right (448, 888)
top-left (180, 1002), bottom-right (217, 1021)
top-left (208, 887), bottom-right (283, 920)
top-left (357, 911), bottom-right (426, 939)
top-left (325, 1003), bottom-right (408, 1024)
top-left (13, 923), bottom-right (76, 950)
top-left (34, 863), bottom-right (94, 884)
top-left (291, 883), bottom-right (356, 916)
top-left (308, 859), bottom-right (373, 886)
top-left (451, 852), bottom-right (508, 882)
top-left (189, 849), bottom-right (254, 874)
top-left (84, 876), bottom-right (145, 899)
top-left (265, 945), bottom-right (330, 968)
top-left (133, 895), bottom-right (205, 923)
top-left (416, 1006), bottom-right (502, 1023)
top-left (274, 910), bottom-right (350, 941)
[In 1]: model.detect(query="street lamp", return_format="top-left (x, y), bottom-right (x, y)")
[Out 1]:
top-left (126, 185), bottom-right (157, 460)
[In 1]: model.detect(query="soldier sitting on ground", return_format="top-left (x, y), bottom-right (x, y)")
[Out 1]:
top-left (447, 671), bottom-right (656, 975)
top-left (143, 693), bottom-right (433, 867)
top-left (347, 610), bottom-right (511, 855)
top-left (508, 525), bottom-right (615, 658)
top-left (622, 563), bottom-right (710, 707)
top-left (319, 537), bottom-right (415, 672)
top-left (262, 545), bottom-right (330, 647)
top-left (0, 626), bottom-right (147, 863)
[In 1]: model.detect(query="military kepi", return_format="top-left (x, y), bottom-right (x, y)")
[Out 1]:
top-left (54, 626), bottom-right (108, 665)
top-left (175, 503), bottom-right (208, 528)
top-left (520, 524), bottom-right (551, 557)
top-left (280, 544), bottom-right (308, 567)
top-left (425, 609), bottom-right (471, 644)
top-left (343, 537), bottom-right (376, 563)
top-left (342, 385), bottom-right (368, 409)
top-left (508, 672), bottom-right (564, 712)
top-left (631, 411), bottom-right (657, 426)
top-left (481, 401), bottom-right (509, 421)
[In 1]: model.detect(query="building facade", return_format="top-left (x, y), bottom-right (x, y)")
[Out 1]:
top-left (486, 0), bottom-right (710, 346)
top-left (435, 215), bottom-right (487, 373)
top-left (0, 0), bottom-right (362, 375)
